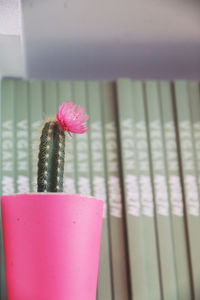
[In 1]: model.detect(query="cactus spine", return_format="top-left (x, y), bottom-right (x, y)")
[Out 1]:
top-left (37, 121), bottom-right (65, 192)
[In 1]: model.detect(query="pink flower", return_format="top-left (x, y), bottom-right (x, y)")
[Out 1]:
top-left (56, 102), bottom-right (89, 136)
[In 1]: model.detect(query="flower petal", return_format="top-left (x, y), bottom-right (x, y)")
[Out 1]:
top-left (56, 102), bottom-right (89, 135)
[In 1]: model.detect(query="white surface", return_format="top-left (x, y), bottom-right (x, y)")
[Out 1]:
top-left (1, 0), bottom-right (200, 79)
top-left (0, 0), bottom-right (24, 77)
top-left (0, 0), bottom-right (21, 35)
top-left (21, 0), bottom-right (200, 79)
top-left (21, 0), bottom-right (200, 42)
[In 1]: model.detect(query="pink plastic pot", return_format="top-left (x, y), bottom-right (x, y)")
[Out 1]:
top-left (1, 193), bottom-right (103, 300)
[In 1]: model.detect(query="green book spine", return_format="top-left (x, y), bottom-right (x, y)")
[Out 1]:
top-left (72, 81), bottom-right (91, 196)
top-left (29, 81), bottom-right (43, 192)
top-left (0, 77), bottom-right (2, 195)
top-left (15, 80), bottom-right (31, 193)
top-left (116, 79), bottom-right (147, 300)
top-left (159, 81), bottom-right (192, 299)
top-left (0, 79), bottom-right (1, 193)
top-left (188, 82), bottom-right (200, 187)
top-left (87, 81), bottom-right (112, 300)
top-left (43, 81), bottom-right (58, 117)
top-left (133, 81), bottom-right (162, 300)
top-left (58, 81), bottom-right (76, 194)
top-left (1, 80), bottom-right (15, 195)
top-left (72, 81), bottom-right (97, 293)
top-left (145, 81), bottom-right (178, 300)
top-left (0, 79), bottom-right (17, 299)
top-left (175, 81), bottom-right (200, 299)
top-left (0, 79), bottom-right (2, 300)
top-left (102, 81), bottom-right (129, 300)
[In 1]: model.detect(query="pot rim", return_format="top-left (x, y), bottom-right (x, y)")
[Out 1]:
top-left (1, 193), bottom-right (104, 203)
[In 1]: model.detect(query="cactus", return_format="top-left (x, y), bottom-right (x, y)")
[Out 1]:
top-left (37, 121), bottom-right (65, 192)
top-left (37, 102), bottom-right (88, 193)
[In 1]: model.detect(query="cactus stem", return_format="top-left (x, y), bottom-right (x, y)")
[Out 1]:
top-left (37, 121), bottom-right (65, 192)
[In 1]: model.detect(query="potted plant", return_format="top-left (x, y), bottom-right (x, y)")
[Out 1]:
top-left (1, 102), bottom-right (103, 300)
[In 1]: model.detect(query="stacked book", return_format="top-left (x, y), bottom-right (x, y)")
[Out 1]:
top-left (0, 79), bottom-right (200, 300)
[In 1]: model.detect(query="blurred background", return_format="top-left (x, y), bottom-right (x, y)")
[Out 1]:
top-left (0, 1), bottom-right (200, 300)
